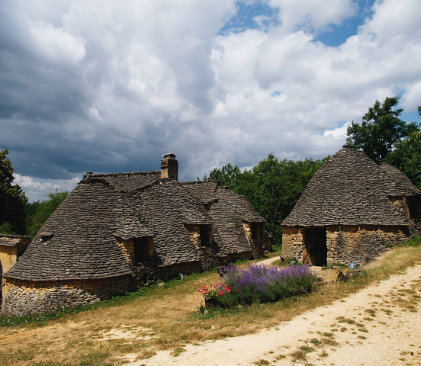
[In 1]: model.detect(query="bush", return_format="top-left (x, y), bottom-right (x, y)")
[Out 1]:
top-left (200, 263), bottom-right (316, 308)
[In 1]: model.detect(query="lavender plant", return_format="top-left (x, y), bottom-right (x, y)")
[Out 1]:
top-left (214, 263), bottom-right (316, 307)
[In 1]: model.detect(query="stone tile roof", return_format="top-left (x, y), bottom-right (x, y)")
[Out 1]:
top-left (210, 187), bottom-right (264, 256)
top-left (89, 171), bottom-right (161, 192)
top-left (5, 179), bottom-right (134, 281)
top-left (131, 181), bottom-right (212, 265)
top-left (5, 173), bottom-right (264, 281)
top-left (282, 146), bottom-right (420, 228)
top-left (0, 235), bottom-right (27, 247)
top-left (182, 183), bottom-right (264, 256)
top-left (379, 163), bottom-right (419, 196)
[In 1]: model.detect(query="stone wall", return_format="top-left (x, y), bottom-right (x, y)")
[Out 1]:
top-left (326, 225), bottom-right (407, 266)
top-left (281, 227), bottom-right (305, 261)
top-left (243, 222), bottom-right (265, 257)
top-left (0, 246), bottom-right (18, 274)
top-left (282, 225), bottom-right (408, 266)
top-left (1, 275), bottom-right (134, 317)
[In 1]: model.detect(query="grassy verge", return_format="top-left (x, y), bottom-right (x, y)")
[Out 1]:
top-left (0, 237), bottom-right (419, 365)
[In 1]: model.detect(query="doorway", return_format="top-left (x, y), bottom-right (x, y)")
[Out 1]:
top-left (304, 228), bottom-right (327, 266)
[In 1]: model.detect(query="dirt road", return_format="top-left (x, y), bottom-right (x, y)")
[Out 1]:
top-left (143, 264), bottom-right (421, 366)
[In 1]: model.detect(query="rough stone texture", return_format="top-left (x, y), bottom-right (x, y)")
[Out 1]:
top-left (1, 275), bottom-right (134, 316)
top-left (282, 225), bottom-right (407, 266)
top-left (325, 225), bottom-right (407, 266)
top-left (0, 246), bottom-right (18, 275)
top-left (280, 227), bottom-right (305, 262)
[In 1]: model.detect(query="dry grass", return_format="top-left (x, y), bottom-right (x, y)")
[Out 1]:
top-left (0, 243), bottom-right (420, 365)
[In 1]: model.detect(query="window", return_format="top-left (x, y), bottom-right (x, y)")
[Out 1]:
top-left (200, 225), bottom-right (212, 246)
top-left (133, 237), bottom-right (154, 262)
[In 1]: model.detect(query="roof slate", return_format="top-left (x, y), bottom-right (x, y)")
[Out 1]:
top-left (282, 146), bottom-right (420, 228)
top-left (5, 171), bottom-right (264, 281)
top-left (5, 180), bottom-right (133, 281)
top-left (0, 235), bottom-right (30, 248)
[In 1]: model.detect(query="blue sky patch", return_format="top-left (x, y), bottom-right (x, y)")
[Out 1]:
top-left (314, 0), bottom-right (376, 47)
top-left (220, 0), bottom-right (279, 34)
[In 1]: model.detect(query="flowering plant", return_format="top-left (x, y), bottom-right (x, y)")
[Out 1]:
top-left (198, 263), bottom-right (316, 309)
top-left (198, 283), bottom-right (231, 301)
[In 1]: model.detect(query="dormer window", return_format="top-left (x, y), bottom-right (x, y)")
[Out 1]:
top-left (40, 232), bottom-right (53, 242)
top-left (185, 224), bottom-right (212, 247)
top-left (133, 237), bottom-right (154, 262)
top-left (199, 225), bottom-right (212, 246)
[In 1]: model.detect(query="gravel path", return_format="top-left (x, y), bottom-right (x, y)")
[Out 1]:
top-left (143, 264), bottom-right (421, 366)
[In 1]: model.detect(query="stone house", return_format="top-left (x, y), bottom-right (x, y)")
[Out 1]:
top-left (282, 145), bottom-right (421, 266)
top-left (2, 154), bottom-right (268, 316)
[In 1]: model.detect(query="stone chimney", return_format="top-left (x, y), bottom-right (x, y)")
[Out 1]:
top-left (161, 153), bottom-right (178, 180)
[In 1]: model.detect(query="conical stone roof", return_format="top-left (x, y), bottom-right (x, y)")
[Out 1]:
top-left (282, 146), bottom-right (420, 228)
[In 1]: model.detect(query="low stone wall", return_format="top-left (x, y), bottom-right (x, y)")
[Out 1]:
top-left (326, 225), bottom-right (407, 266)
top-left (1, 275), bottom-right (134, 317)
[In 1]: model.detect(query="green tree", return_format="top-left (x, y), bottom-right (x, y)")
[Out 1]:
top-left (204, 154), bottom-right (325, 245)
top-left (0, 149), bottom-right (27, 234)
top-left (346, 96), bottom-right (419, 162)
top-left (27, 191), bottom-right (68, 237)
top-left (206, 163), bottom-right (243, 188)
top-left (386, 130), bottom-right (421, 190)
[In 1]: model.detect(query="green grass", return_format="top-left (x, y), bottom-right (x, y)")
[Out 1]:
top-left (398, 233), bottom-right (421, 247)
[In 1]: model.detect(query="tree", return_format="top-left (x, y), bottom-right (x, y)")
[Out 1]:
top-left (0, 149), bottom-right (27, 234)
top-left (204, 154), bottom-right (325, 245)
top-left (346, 96), bottom-right (419, 162)
top-left (386, 131), bottom-right (421, 190)
top-left (27, 191), bottom-right (68, 237)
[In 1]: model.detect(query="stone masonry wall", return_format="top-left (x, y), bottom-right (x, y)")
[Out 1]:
top-left (1, 275), bottom-right (134, 317)
top-left (282, 225), bottom-right (408, 266)
top-left (281, 227), bottom-right (305, 262)
top-left (326, 225), bottom-right (407, 266)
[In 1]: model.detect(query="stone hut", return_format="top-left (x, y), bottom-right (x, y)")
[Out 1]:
top-left (2, 154), bottom-right (267, 316)
top-left (282, 145), bottom-right (421, 266)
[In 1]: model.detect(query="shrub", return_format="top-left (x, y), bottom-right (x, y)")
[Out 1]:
top-left (200, 263), bottom-right (316, 308)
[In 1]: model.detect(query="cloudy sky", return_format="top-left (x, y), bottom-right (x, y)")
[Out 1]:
top-left (1, 0), bottom-right (420, 201)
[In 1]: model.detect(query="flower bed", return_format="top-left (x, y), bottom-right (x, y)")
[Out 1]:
top-left (199, 263), bottom-right (316, 308)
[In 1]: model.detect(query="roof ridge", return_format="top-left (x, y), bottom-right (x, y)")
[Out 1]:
top-left (85, 170), bottom-right (160, 178)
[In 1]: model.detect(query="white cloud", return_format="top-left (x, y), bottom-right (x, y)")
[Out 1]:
top-left (14, 174), bottom-right (80, 202)
top-left (323, 121), bottom-right (350, 140)
top-left (29, 21), bottom-right (86, 63)
top-left (1, 0), bottom-right (421, 201)
top-left (401, 80), bottom-right (421, 110)
top-left (269, 0), bottom-right (356, 32)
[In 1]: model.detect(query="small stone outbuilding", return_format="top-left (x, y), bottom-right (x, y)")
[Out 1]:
top-left (282, 145), bottom-right (421, 266)
top-left (2, 154), bottom-right (268, 316)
